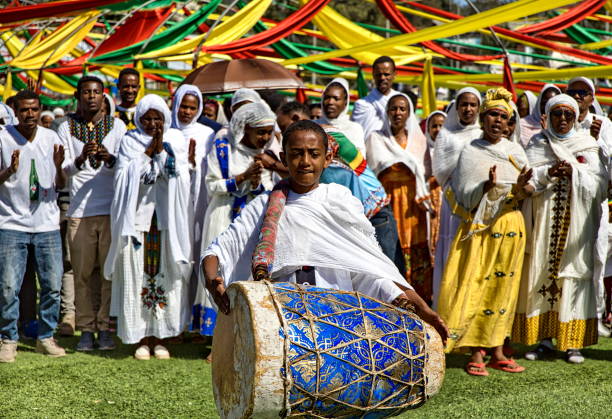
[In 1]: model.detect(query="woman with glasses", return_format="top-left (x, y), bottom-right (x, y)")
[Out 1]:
top-left (437, 88), bottom-right (532, 376)
top-left (513, 94), bottom-right (608, 364)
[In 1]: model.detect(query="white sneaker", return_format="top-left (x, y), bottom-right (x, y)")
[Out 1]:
top-left (566, 349), bottom-right (584, 364)
top-left (153, 344), bottom-right (170, 360)
top-left (134, 345), bottom-right (151, 360)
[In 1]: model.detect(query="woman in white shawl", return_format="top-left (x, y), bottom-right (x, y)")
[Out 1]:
top-left (437, 88), bottom-right (532, 376)
top-left (431, 87), bottom-right (482, 308)
top-left (367, 93), bottom-right (434, 303)
top-left (171, 85), bottom-right (215, 263)
top-left (170, 85), bottom-right (216, 337)
top-left (425, 110), bottom-right (446, 299)
top-left (195, 102), bottom-right (276, 345)
top-left (315, 77), bottom-right (366, 157)
top-left (519, 84), bottom-right (561, 148)
top-left (104, 94), bottom-right (192, 360)
top-left (513, 94), bottom-right (608, 364)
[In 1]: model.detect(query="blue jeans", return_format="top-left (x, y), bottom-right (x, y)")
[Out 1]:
top-left (0, 229), bottom-right (63, 341)
top-left (370, 205), bottom-right (406, 276)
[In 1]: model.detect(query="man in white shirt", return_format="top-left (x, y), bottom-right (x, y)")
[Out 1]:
top-left (58, 76), bottom-right (126, 352)
top-left (351, 56), bottom-right (400, 138)
top-left (0, 90), bottom-right (67, 363)
top-left (115, 68), bottom-right (140, 130)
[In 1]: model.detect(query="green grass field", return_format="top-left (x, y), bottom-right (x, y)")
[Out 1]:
top-left (2, 336), bottom-right (611, 418)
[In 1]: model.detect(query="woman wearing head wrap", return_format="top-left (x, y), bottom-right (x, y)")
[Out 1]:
top-left (0, 102), bottom-right (17, 126)
top-left (103, 94), bottom-right (192, 360)
top-left (367, 93), bottom-right (434, 303)
top-left (520, 84), bottom-right (561, 147)
top-left (197, 102), bottom-right (276, 344)
top-left (517, 91), bottom-right (537, 119)
top-left (437, 88), bottom-right (532, 376)
top-left (170, 85), bottom-right (216, 339)
top-left (102, 93), bottom-right (116, 117)
top-left (513, 94), bottom-right (608, 364)
top-left (424, 110), bottom-right (446, 302)
top-left (431, 88), bottom-right (482, 309)
top-left (39, 110), bottom-right (55, 128)
top-left (315, 78), bottom-right (366, 157)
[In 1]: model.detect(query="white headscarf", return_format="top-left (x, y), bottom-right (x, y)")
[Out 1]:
top-left (316, 77), bottom-right (366, 154)
top-left (568, 76), bottom-right (605, 116)
top-left (425, 110), bottom-right (447, 162)
top-left (432, 88), bottom-right (482, 187)
top-left (171, 84), bottom-right (203, 130)
top-left (230, 88), bottom-right (262, 110)
top-left (0, 103), bottom-right (17, 125)
top-left (40, 110), bottom-right (55, 121)
top-left (134, 94), bottom-right (171, 134)
top-left (229, 102), bottom-right (276, 147)
top-left (53, 107), bottom-right (65, 118)
top-left (521, 91), bottom-right (537, 115)
top-left (443, 87), bottom-right (481, 133)
top-left (367, 93), bottom-right (432, 211)
top-left (507, 101), bottom-right (521, 144)
top-left (103, 93), bottom-right (116, 117)
top-left (524, 83), bottom-right (561, 128)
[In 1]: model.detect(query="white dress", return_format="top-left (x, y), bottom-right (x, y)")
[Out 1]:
top-left (105, 128), bottom-right (192, 344)
top-left (514, 131), bottom-right (607, 350)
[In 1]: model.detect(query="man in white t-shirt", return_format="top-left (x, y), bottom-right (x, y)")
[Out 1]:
top-left (0, 90), bottom-right (67, 363)
top-left (58, 76), bottom-right (126, 352)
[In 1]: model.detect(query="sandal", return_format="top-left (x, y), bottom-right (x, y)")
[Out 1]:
top-left (487, 359), bottom-right (525, 373)
top-left (465, 362), bottom-right (489, 376)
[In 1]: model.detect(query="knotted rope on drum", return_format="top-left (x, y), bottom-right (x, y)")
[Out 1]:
top-left (267, 282), bottom-right (428, 418)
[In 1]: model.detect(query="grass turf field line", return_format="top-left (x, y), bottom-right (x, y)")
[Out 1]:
top-left (1, 337), bottom-right (611, 418)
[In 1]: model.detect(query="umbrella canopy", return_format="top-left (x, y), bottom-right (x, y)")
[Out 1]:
top-left (183, 58), bottom-right (304, 94)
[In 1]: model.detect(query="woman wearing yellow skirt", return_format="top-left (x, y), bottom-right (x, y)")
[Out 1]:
top-left (437, 88), bottom-right (533, 376)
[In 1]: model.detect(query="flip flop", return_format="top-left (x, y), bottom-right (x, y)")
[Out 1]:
top-left (487, 359), bottom-right (525, 373)
top-left (465, 362), bottom-right (489, 376)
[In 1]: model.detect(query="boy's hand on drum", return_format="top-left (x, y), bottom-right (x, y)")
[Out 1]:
top-left (203, 254), bottom-right (230, 314)
top-left (208, 277), bottom-right (230, 315)
top-left (401, 289), bottom-right (449, 345)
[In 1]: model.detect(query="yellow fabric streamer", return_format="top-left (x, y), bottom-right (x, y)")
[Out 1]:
top-left (135, 61), bottom-right (145, 103)
top-left (283, 0), bottom-right (578, 66)
top-left (1, 29), bottom-right (81, 96)
top-left (302, 0), bottom-right (424, 65)
top-left (579, 39), bottom-right (612, 51)
top-left (2, 72), bottom-right (12, 102)
top-left (7, 11), bottom-right (99, 70)
top-left (135, 0), bottom-right (272, 61)
top-left (395, 65), bottom-right (612, 84)
top-left (421, 56), bottom-right (436, 116)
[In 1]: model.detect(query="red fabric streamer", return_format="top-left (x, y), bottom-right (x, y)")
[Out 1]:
top-left (0, 0), bottom-right (127, 24)
top-left (202, 0), bottom-right (331, 54)
top-left (375, 0), bottom-right (503, 62)
top-left (502, 55), bottom-right (517, 103)
top-left (403, 1), bottom-right (612, 66)
top-left (518, 0), bottom-right (607, 36)
top-left (63, 6), bottom-right (175, 68)
top-left (296, 88), bottom-right (307, 103)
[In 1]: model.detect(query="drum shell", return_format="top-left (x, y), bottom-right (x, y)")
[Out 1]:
top-left (212, 281), bottom-right (445, 419)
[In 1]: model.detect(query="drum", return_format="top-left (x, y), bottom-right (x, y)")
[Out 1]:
top-left (212, 282), bottom-right (445, 419)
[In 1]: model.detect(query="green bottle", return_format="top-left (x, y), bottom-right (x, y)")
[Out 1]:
top-left (29, 159), bottom-right (39, 201)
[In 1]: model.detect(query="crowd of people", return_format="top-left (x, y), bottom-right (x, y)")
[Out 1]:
top-left (0, 56), bottom-right (611, 379)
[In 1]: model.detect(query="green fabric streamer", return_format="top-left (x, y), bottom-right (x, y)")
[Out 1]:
top-left (103, 0), bottom-right (174, 12)
top-left (356, 67), bottom-right (369, 98)
top-left (90, 0), bottom-right (221, 63)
